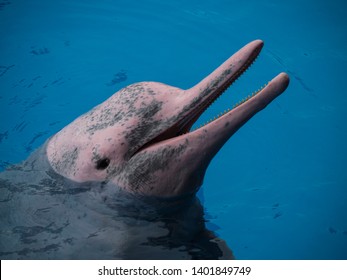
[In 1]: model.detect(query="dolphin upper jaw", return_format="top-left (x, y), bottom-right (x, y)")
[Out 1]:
top-left (47, 40), bottom-right (289, 197)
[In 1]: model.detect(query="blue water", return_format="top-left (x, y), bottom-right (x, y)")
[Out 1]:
top-left (0, 0), bottom-right (346, 259)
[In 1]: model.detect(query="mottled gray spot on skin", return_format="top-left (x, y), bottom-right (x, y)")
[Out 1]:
top-left (147, 89), bottom-right (156, 96)
top-left (92, 146), bottom-right (101, 162)
top-left (53, 147), bottom-right (79, 176)
top-left (211, 68), bottom-right (233, 88)
top-left (125, 143), bottom-right (188, 191)
top-left (124, 120), bottom-right (162, 159)
top-left (86, 110), bottom-right (124, 134)
top-left (138, 100), bottom-right (163, 119)
top-left (198, 67), bottom-right (234, 98)
top-left (198, 134), bottom-right (206, 141)
top-left (111, 99), bottom-right (164, 158)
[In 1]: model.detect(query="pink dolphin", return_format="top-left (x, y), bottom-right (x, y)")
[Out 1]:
top-left (47, 40), bottom-right (289, 197)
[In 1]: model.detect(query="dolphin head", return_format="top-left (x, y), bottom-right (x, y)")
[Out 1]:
top-left (47, 40), bottom-right (289, 198)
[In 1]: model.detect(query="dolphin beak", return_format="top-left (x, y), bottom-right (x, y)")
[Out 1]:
top-left (177, 39), bottom-right (289, 166)
top-left (127, 40), bottom-right (289, 196)
top-left (187, 72), bottom-right (289, 152)
top-left (137, 39), bottom-right (289, 154)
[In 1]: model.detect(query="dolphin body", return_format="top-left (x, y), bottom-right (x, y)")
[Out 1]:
top-left (0, 40), bottom-right (289, 259)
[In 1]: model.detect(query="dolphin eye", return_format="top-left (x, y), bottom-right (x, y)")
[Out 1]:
top-left (95, 158), bottom-right (110, 170)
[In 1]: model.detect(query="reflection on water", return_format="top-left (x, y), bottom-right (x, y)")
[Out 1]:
top-left (0, 143), bottom-right (233, 260)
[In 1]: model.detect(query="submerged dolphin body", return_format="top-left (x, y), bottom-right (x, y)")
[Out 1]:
top-left (0, 145), bottom-right (233, 259)
top-left (0, 40), bottom-right (289, 259)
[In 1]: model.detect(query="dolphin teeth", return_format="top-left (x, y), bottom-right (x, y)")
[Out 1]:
top-left (190, 49), bottom-right (263, 132)
top-left (194, 78), bottom-right (265, 130)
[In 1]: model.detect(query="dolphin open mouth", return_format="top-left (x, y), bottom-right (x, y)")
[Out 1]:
top-left (134, 40), bottom-right (289, 156)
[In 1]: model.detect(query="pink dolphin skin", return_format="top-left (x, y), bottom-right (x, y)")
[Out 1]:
top-left (47, 40), bottom-right (289, 197)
